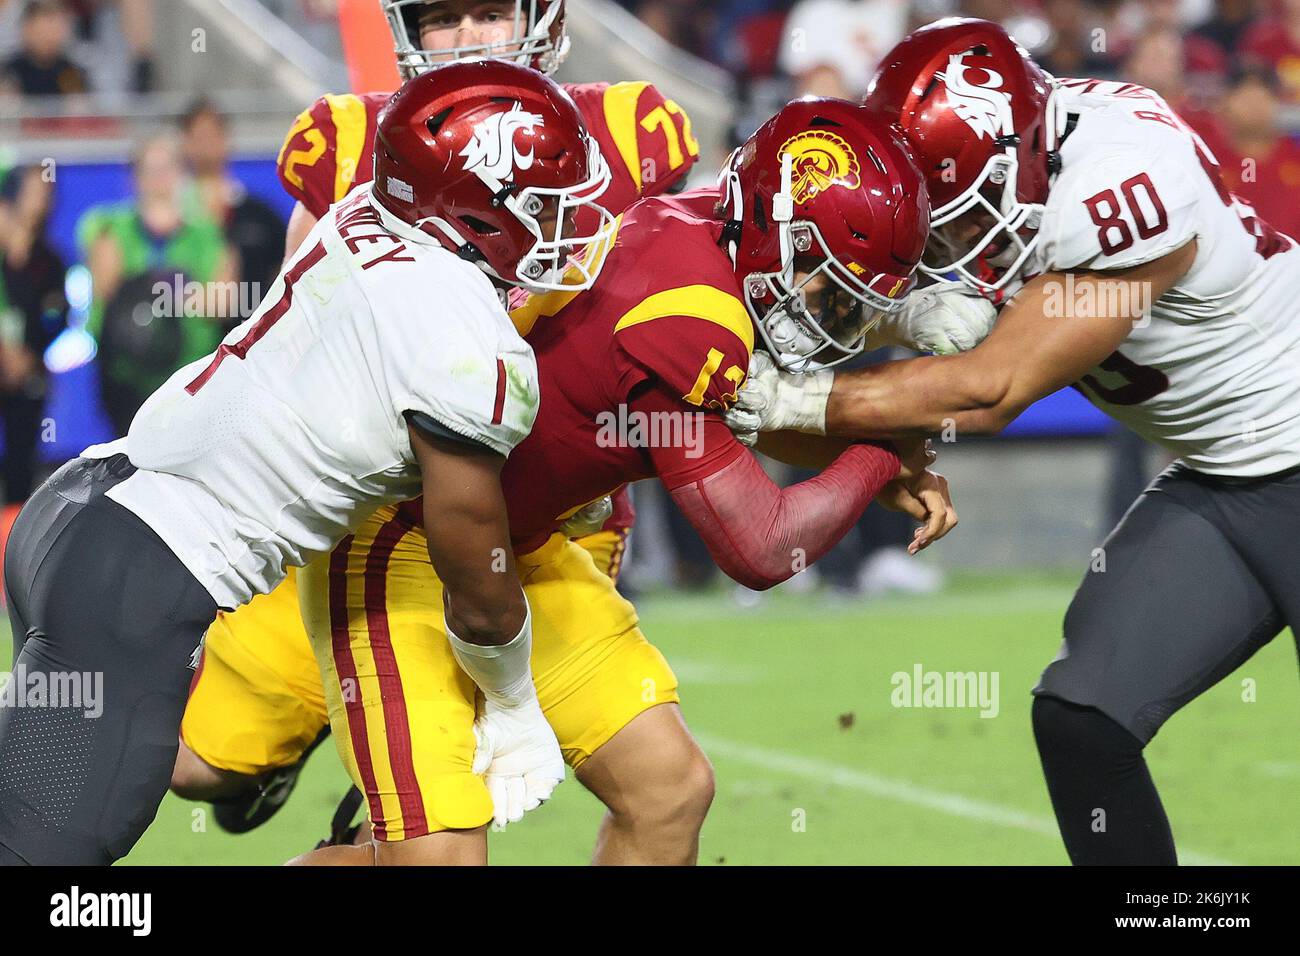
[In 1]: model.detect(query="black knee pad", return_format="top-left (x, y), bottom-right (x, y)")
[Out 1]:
top-left (1032, 695), bottom-right (1143, 763)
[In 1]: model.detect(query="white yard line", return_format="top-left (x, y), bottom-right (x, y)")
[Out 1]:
top-left (695, 733), bottom-right (1239, 867)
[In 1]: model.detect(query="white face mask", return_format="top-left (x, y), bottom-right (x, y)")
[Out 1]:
top-left (764, 304), bottom-right (826, 359)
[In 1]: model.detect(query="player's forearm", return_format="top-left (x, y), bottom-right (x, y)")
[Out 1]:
top-left (667, 442), bottom-right (900, 591)
top-left (425, 509), bottom-right (527, 646)
top-left (427, 510), bottom-right (537, 709)
top-left (825, 355), bottom-right (1014, 439)
top-left (283, 203), bottom-right (319, 263)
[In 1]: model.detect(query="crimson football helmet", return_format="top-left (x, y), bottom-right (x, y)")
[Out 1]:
top-left (863, 17), bottom-right (1067, 294)
top-left (381, 0), bottom-right (569, 78)
top-left (372, 59), bottom-right (614, 291)
top-left (720, 98), bottom-right (929, 371)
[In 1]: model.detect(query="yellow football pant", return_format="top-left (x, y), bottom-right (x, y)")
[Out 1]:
top-left (180, 513), bottom-right (674, 839)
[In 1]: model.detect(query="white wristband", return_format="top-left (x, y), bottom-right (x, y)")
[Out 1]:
top-left (446, 597), bottom-right (536, 709)
top-left (773, 366), bottom-right (833, 435)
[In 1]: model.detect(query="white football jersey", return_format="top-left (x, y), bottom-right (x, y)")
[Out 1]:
top-left (84, 186), bottom-right (539, 609)
top-left (1026, 79), bottom-right (1300, 477)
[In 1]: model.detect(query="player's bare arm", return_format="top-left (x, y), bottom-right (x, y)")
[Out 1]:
top-left (411, 420), bottom-right (566, 829)
top-left (408, 422), bottom-right (526, 645)
top-left (824, 241), bottom-right (1197, 438)
top-left (283, 201), bottom-right (318, 262)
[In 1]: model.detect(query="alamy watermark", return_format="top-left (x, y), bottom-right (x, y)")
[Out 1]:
top-left (890, 664), bottom-right (1000, 718)
top-left (153, 274), bottom-right (262, 321)
top-left (0, 665), bottom-right (103, 718)
top-left (595, 404), bottom-right (705, 458)
top-left (1043, 273), bottom-right (1152, 327)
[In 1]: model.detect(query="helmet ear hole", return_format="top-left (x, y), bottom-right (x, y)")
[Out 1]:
top-left (751, 193), bottom-right (767, 232)
top-left (426, 107), bottom-right (454, 137)
top-left (460, 215), bottom-right (501, 236)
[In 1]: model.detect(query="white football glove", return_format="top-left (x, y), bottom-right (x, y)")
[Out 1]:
top-left (471, 696), bottom-right (566, 830)
top-left (724, 350), bottom-right (834, 446)
top-left (557, 495), bottom-right (613, 538)
top-left (867, 281), bottom-right (998, 355)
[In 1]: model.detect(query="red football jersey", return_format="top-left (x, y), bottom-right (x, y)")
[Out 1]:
top-left (275, 82), bottom-right (699, 222)
top-left (277, 82), bottom-right (699, 539)
top-left (499, 188), bottom-right (754, 552)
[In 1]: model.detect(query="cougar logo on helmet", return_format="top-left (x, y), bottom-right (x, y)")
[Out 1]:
top-left (779, 130), bottom-right (862, 204)
top-left (460, 103), bottom-right (544, 181)
top-left (940, 53), bottom-right (1011, 142)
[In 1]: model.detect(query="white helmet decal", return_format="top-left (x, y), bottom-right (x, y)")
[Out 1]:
top-left (460, 102), bottom-right (544, 182)
top-left (940, 53), bottom-right (1011, 142)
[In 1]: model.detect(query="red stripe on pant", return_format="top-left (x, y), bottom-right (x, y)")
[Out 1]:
top-left (608, 528), bottom-right (629, 583)
top-left (328, 534), bottom-right (390, 838)
top-left (362, 510), bottom-right (429, 838)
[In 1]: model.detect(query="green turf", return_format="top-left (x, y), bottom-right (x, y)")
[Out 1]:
top-left (3, 570), bottom-right (1297, 865)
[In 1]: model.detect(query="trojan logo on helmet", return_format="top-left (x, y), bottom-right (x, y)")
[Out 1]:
top-left (779, 130), bottom-right (862, 204)
top-left (720, 98), bottom-right (929, 372)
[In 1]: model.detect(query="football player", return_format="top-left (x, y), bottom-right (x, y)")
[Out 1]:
top-left (726, 18), bottom-right (1300, 865)
top-left (0, 62), bottom-right (613, 865)
top-left (286, 99), bottom-right (955, 866)
top-left (171, 0), bottom-right (698, 831)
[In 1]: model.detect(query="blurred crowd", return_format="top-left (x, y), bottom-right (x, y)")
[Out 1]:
top-left (619, 0), bottom-right (1300, 239)
top-left (0, 97), bottom-right (284, 541)
top-left (75, 100), bottom-right (284, 435)
top-left (0, 0), bottom-right (155, 102)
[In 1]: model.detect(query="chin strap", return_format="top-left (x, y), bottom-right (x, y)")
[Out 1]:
top-left (774, 149), bottom-right (796, 283)
top-left (717, 148), bottom-right (745, 264)
top-left (1044, 79), bottom-right (1069, 179)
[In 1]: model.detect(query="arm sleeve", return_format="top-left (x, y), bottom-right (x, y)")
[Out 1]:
top-left (633, 385), bottom-right (901, 591)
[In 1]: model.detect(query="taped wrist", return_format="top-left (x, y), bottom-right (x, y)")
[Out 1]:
top-left (773, 366), bottom-right (833, 434)
top-left (446, 598), bottom-right (536, 709)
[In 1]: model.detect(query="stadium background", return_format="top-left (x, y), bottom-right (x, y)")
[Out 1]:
top-left (0, 0), bottom-right (1298, 864)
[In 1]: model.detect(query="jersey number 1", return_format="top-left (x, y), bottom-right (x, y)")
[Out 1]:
top-left (185, 241), bottom-right (327, 394)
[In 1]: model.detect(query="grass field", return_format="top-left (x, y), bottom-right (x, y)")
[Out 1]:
top-left (4, 570), bottom-right (1298, 865)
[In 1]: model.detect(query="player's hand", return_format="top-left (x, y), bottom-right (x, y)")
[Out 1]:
top-left (724, 351), bottom-right (834, 445)
top-left (893, 437), bottom-right (936, 480)
top-left (877, 469), bottom-right (957, 554)
top-left (868, 281), bottom-right (998, 355)
top-left (470, 696), bottom-right (565, 830)
top-left (557, 496), bottom-right (613, 538)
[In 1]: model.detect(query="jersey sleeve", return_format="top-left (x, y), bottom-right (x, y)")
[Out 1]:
top-left (277, 93), bottom-right (375, 220)
top-left (612, 283), bottom-right (753, 413)
top-left (377, 257), bottom-right (540, 459)
top-left (571, 81), bottom-right (701, 204)
top-left (1039, 113), bottom-right (1202, 272)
